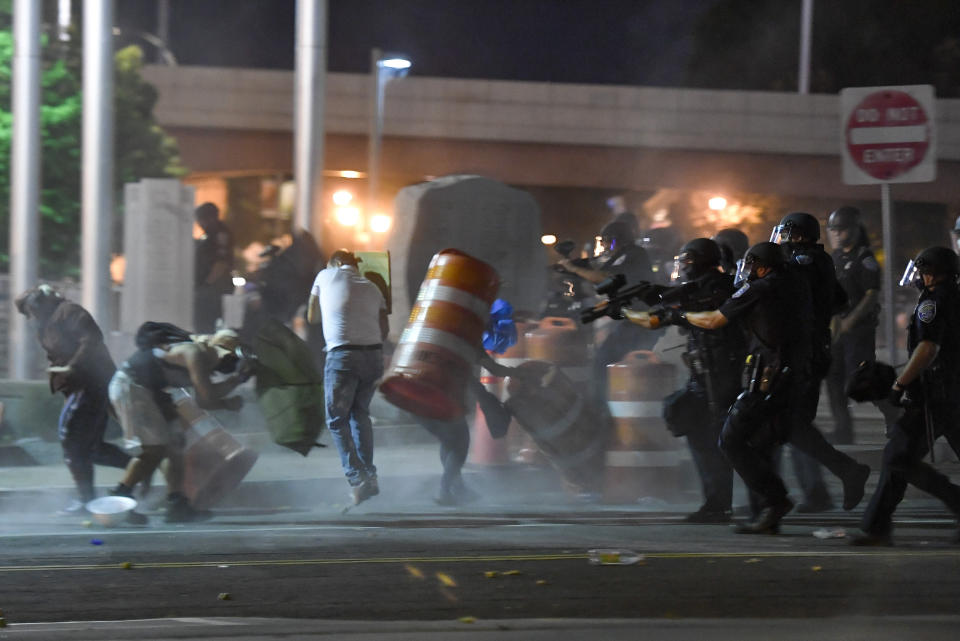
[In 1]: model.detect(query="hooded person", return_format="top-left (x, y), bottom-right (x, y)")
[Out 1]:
top-left (14, 285), bottom-right (132, 515)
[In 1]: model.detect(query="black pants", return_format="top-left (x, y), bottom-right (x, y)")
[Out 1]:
top-left (719, 391), bottom-right (789, 510)
top-left (664, 380), bottom-right (734, 511)
top-left (59, 388), bottom-right (131, 502)
top-left (417, 417), bottom-right (470, 492)
top-left (861, 402), bottom-right (960, 536)
top-left (194, 285), bottom-right (225, 334)
top-left (788, 373), bottom-right (862, 485)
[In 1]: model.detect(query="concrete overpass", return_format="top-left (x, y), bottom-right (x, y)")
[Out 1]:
top-left (143, 64), bottom-right (960, 205)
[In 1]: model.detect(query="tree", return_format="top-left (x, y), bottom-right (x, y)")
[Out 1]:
top-left (0, 1), bottom-right (184, 278)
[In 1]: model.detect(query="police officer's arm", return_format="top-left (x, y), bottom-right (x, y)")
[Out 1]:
top-left (556, 259), bottom-right (607, 284)
top-left (623, 309), bottom-right (654, 328)
top-left (838, 289), bottom-right (878, 335)
top-left (894, 340), bottom-right (938, 388)
top-left (684, 310), bottom-right (729, 330)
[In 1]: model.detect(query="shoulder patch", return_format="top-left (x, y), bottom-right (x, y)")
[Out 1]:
top-left (861, 256), bottom-right (879, 272)
top-left (793, 254), bottom-right (814, 266)
top-left (732, 283), bottom-right (750, 299)
top-left (917, 300), bottom-right (937, 323)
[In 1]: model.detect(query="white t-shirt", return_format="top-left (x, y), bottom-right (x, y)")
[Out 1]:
top-left (310, 265), bottom-right (386, 349)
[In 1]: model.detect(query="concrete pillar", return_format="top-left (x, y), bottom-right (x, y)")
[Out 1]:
top-left (294, 0), bottom-right (328, 236)
top-left (81, 0), bottom-right (114, 330)
top-left (8, 0), bottom-right (42, 379)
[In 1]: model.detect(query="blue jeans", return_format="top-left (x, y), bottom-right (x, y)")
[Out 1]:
top-left (324, 348), bottom-right (383, 486)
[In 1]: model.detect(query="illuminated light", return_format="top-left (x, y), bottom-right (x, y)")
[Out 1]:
top-left (334, 206), bottom-right (360, 226)
top-left (593, 235), bottom-right (604, 257)
top-left (232, 276), bottom-right (246, 288)
top-left (381, 57), bottom-right (412, 70)
top-left (370, 214), bottom-right (392, 233)
top-left (541, 234), bottom-right (557, 245)
top-left (708, 196), bottom-right (727, 211)
top-left (332, 190), bottom-right (354, 206)
top-left (339, 170), bottom-right (363, 179)
top-left (356, 231), bottom-right (371, 244)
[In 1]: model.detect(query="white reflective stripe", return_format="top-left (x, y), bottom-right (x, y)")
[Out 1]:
top-left (607, 401), bottom-right (663, 418)
top-left (398, 325), bottom-right (477, 365)
top-left (605, 450), bottom-right (683, 467)
top-left (495, 357), bottom-right (527, 368)
top-left (849, 125), bottom-right (927, 145)
top-left (416, 280), bottom-right (490, 320)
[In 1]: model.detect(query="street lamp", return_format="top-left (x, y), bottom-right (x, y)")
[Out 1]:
top-left (367, 48), bottom-right (411, 232)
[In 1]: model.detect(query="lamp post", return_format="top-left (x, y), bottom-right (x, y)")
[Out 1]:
top-left (366, 48), bottom-right (410, 237)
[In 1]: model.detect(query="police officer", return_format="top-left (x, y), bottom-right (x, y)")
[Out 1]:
top-left (558, 219), bottom-right (655, 409)
top-left (625, 238), bottom-right (744, 522)
top-left (713, 228), bottom-right (750, 276)
top-left (853, 247), bottom-right (960, 546)
top-left (772, 212), bottom-right (871, 514)
top-left (681, 242), bottom-right (811, 533)
top-left (825, 206), bottom-right (887, 444)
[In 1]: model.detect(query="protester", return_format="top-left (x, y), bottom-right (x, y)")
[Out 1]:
top-left (109, 325), bottom-right (247, 524)
top-left (308, 250), bottom-right (389, 506)
top-left (14, 285), bottom-right (131, 515)
top-left (194, 202), bottom-right (234, 333)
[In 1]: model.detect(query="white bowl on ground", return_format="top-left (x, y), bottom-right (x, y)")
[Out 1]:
top-left (86, 496), bottom-right (138, 527)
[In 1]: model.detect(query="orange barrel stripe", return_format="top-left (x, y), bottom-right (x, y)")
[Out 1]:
top-left (380, 249), bottom-right (499, 421)
top-left (525, 317), bottom-right (589, 366)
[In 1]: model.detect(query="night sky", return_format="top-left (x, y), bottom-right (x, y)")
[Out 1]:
top-left (115, 0), bottom-right (718, 86)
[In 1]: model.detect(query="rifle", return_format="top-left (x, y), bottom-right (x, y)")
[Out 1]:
top-left (580, 273), bottom-right (667, 324)
top-left (551, 239), bottom-right (592, 276)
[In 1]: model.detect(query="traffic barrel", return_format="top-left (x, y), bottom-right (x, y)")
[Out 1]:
top-left (468, 360), bottom-right (511, 466)
top-left (171, 389), bottom-right (259, 511)
top-left (504, 360), bottom-right (609, 496)
top-left (380, 249), bottom-right (500, 420)
top-left (602, 350), bottom-right (682, 503)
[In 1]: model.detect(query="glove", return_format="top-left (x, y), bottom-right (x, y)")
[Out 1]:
top-left (651, 306), bottom-right (684, 327)
top-left (887, 383), bottom-right (906, 407)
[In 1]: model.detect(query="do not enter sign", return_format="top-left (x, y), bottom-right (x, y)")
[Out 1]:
top-left (840, 85), bottom-right (936, 185)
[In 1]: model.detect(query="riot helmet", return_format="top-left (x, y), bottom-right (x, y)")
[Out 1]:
top-left (712, 228), bottom-right (749, 274)
top-left (735, 241), bottom-right (786, 286)
top-left (827, 206), bottom-right (862, 250)
top-left (900, 246), bottom-right (960, 289)
top-left (771, 212), bottom-right (820, 245)
top-left (599, 219), bottom-right (636, 255)
top-left (674, 238), bottom-right (721, 281)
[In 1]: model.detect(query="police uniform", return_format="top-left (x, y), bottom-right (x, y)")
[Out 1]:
top-left (783, 242), bottom-right (853, 510)
top-left (860, 279), bottom-right (960, 539)
top-left (827, 245), bottom-right (881, 443)
top-left (194, 219), bottom-right (234, 333)
top-left (662, 270), bottom-right (745, 517)
top-left (716, 267), bottom-right (813, 515)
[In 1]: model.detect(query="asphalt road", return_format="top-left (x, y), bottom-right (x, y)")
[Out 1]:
top-left (2, 504), bottom-right (960, 636)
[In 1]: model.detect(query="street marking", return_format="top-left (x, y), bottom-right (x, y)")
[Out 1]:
top-left (3, 549), bottom-right (960, 573)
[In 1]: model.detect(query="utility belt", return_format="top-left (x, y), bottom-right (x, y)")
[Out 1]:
top-left (740, 352), bottom-right (791, 396)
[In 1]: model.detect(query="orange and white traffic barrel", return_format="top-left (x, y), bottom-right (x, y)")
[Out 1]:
top-left (468, 359), bottom-right (511, 466)
top-left (380, 249), bottom-right (500, 420)
top-left (602, 350), bottom-right (682, 503)
top-left (171, 389), bottom-right (259, 511)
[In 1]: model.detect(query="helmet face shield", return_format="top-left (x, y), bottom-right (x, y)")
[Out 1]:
top-left (733, 258), bottom-right (749, 287)
top-left (769, 224), bottom-right (785, 244)
top-left (899, 259), bottom-right (919, 288)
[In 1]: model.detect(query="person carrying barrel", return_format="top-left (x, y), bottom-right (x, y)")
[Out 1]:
top-left (108, 325), bottom-right (248, 524)
top-left (308, 250), bottom-right (389, 506)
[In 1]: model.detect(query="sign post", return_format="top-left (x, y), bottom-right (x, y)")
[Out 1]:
top-left (840, 85), bottom-right (936, 365)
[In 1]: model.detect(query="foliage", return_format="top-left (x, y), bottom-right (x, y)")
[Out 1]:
top-left (0, 4), bottom-right (184, 278)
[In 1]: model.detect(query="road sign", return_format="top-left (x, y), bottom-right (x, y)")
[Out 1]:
top-left (840, 85), bottom-right (936, 185)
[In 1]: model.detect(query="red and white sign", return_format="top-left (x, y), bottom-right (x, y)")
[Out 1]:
top-left (840, 85), bottom-right (936, 185)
